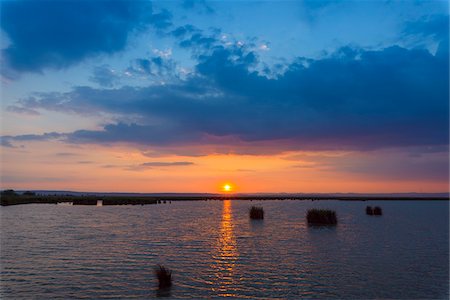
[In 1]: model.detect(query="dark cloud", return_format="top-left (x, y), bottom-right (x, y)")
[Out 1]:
top-left (0, 1), bottom-right (170, 74)
top-left (67, 123), bottom-right (199, 146)
top-left (3, 42), bottom-right (448, 154)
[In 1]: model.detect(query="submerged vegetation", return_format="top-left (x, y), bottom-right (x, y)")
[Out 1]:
top-left (307, 209), bottom-right (337, 226)
top-left (155, 265), bottom-right (172, 289)
top-left (249, 206), bottom-right (264, 219)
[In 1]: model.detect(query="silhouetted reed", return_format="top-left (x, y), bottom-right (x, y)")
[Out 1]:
top-left (102, 198), bottom-right (157, 205)
top-left (373, 206), bottom-right (382, 215)
top-left (307, 209), bottom-right (337, 226)
top-left (155, 265), bottom-right (172, 289)
top-left (249, 206), bottom-right (264, 220)
top-left (73, 198), bottom-right (97, 205)
top-left (366, 206), bottom-right (374, 215)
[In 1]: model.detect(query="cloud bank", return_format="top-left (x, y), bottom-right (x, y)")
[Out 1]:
top-left (4, 42), bottom-right (448, 154)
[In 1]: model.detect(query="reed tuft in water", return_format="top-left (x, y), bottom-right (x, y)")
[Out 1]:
top-left (249, 206), bottom-right (264, 220)
top-left (307, 209), bottom-right (337, 226)
top-left (373, 206), bottom-right (383, 215)
top-left (366, 206), bottom-right (374, 215)
top-left (155, 265), bottom-right (172, 289)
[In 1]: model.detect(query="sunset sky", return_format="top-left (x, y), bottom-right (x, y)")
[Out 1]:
top-left (1, 0), bottom-right (448, 193)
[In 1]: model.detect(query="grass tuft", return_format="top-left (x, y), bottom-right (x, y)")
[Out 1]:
top-left (373, 206), bottom-right (382, 215)
top-left (249, 206), bottom-right (264, 220)
top-left (155, 265), bottom-right (172, 289)
top-left (307, 209), bottom-right (337, 226)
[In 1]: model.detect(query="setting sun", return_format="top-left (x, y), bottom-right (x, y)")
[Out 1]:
top-left (222, 183), bottom-right (233, 192)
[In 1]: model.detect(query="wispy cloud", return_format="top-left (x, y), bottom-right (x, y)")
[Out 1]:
top-left (126, 161), bottom-right (195, 171)
top-left (55, 152), bottom-right (78, 157)
top-left (139, 161), bottom-right (194, 167)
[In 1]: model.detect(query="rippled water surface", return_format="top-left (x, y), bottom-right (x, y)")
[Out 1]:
top-left (1, 200), bottom-right (448, 299)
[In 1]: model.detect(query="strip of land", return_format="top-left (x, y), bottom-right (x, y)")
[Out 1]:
top-left (1, 191), bottom-right (448, 206)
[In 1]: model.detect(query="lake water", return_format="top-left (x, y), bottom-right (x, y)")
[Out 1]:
top-left (1, 200), bottom-right (448, 299)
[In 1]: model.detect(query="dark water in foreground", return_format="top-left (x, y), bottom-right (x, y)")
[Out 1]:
top-left (1, 200), bottom-right (448, 299)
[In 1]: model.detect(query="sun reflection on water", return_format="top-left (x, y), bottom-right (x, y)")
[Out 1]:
top-left (210, 200), bottom-right (239, 297)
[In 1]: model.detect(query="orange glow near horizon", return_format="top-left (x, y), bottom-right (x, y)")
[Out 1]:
top-left (1, 140), bottom-right (448, 194)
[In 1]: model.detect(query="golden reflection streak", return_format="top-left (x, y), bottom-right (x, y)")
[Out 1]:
top-left (211, 200), bottom-right (239, 296)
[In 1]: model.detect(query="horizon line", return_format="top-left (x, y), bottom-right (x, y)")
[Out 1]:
top-left (3, 189), bottom-right (449, 196)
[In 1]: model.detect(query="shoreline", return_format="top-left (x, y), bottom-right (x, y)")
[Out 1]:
top-left (1, 194), bottom-right (449, 206)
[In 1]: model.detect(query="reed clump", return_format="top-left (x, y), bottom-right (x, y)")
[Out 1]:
top-left (249, 206), bottom-right (264, 220)
top-left (155, 265), bottom-right (172, 289)
top-left (373, 206), bottom-right (382, 215)
top-left (366, 206), bottom-right (382, 216)
top-left (307, 209), bottom-right (337, 226)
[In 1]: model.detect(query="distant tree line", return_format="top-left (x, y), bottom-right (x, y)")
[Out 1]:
top-left (1, 189), bottom-right (36, 196)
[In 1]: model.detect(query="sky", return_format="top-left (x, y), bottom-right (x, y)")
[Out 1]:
top-left (0, 0), bottom-right (449, 193)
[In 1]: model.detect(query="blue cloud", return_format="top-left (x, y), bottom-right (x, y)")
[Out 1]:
top-left (127, 56), bottom-right (176, 79)
top-left (89, 65), bottom-right (120, 87)
top-left (182, 0), bottom-right (214, 14)
top-left (5, 42), bottom-right (448, 153)
top-left (171, 25), bottom-right (198, 38)
top-left (149, 9), bottom-right (173, 29)
top-left (1, 0), bottom-right (167, 73)
top-left (403, 14), bottom-right (449, 41)
top-left (1, 132), bottom-right (63, 148)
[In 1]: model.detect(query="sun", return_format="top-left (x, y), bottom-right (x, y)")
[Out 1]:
top-left (222, 183), bottom-right (233, 192)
